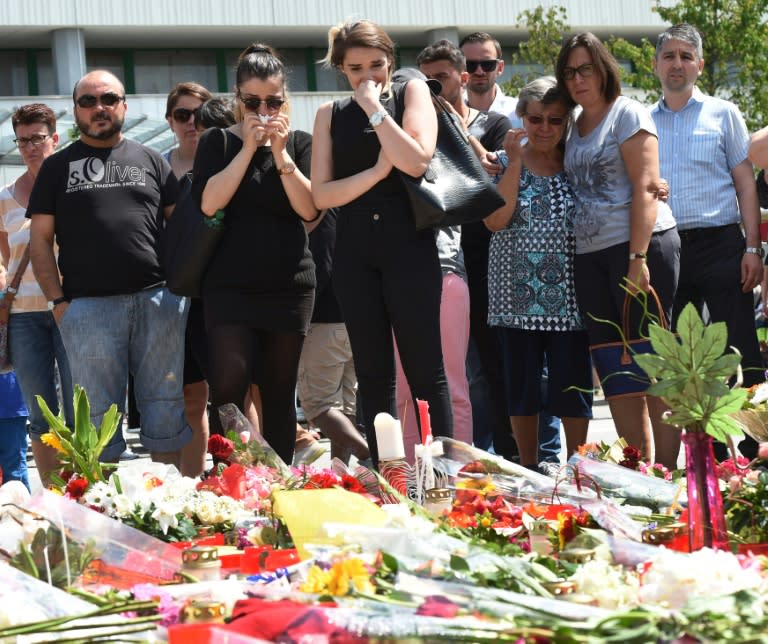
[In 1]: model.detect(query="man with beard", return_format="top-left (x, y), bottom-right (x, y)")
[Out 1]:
top-left (28, 70), bottom-right (191, 466)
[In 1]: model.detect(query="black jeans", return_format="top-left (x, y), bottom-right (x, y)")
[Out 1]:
top-left (333, 197), bottom-right (453, 466)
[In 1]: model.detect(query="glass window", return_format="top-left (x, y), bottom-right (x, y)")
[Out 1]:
top-left (36, 50), bottom-right (55, 95)
top-left (134, 50), bottom-right (218, 94)
top-left (0, 51), bottom-right (29, 95)
top-left (86, 50), bottom-right (125, 80)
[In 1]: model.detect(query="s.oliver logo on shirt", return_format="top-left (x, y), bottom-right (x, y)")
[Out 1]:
top-left (67, 158), bottom-right (148, 192)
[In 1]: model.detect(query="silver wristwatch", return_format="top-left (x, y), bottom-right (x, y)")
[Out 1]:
top-left (745, 246), bottom-right (765, 258)
top-left (369, 110), bottom-right (389, 128)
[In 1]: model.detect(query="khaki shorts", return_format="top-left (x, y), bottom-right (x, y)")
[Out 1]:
top-left (297, 322), bottom-right (357, 420)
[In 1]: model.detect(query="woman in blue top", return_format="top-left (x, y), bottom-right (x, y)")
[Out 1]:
top-left (485, 77), bottom-right (592, 469)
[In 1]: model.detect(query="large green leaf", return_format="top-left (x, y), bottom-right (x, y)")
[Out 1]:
top-left (634, 353), bottom-right (683, 379)
top-left (703, 352), bottom-right (742, 380)
top-left (710, 387), bottom-right (749, 415)
top-left (675, 303), bottom-right (705, 366)
top-left (705, 415), bottom-right (745, 443)
top-left (692, 321), bottom-right (728, 371)
top-left (645, 375), bottom-right (689, 398)
top-left (647, 324), bottom-right (682, 360)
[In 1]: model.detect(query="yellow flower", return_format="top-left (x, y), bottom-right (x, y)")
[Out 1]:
top-left (300, 565), bottom-right (332, 594)
top-left (40, 432), bottom-right (65, 454)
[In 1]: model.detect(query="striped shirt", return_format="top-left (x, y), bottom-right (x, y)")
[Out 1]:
top-left (0, 182), bottom-right (50, 312)
top-left (651, 88), bottom-right (749, 230)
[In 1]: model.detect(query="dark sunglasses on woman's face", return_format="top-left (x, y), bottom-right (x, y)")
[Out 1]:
top-left (525, 114), bottom-right (566, 126)
top-left (465, 59), bottom-right (500, 74)
top-left (172, 107), bottom-right (199, 123)
top-left (75, 92), bottom-right (125, 108)
top-left (238, 94), bottom-right (285, 112)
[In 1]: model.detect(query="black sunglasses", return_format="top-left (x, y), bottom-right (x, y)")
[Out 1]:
top-left (466, 59), bottom-right (500, 74)
top-left (525, 114), bottom-right (566, 126)
top-left (172, 107), bottom-right (199, 123)
top-left (237, 94), bottom-right (285, 112)
top-left (76, 92), bottom-right (125, 108)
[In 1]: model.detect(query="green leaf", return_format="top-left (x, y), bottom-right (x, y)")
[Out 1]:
top-left (675, 303), bottom-right (705, 365)
top-left (705, 415), bottom-right (745, 443)
top-left (647, 324), bottom-right (682, 360)
top-left (710, 387), bottom-right (749, 416)
top-left (645, 375), bottom-right (688, 398)
top-left (692, 321), bottom-right (728, 371)
top-left (704, 353), bottom-right (742, 380)
top-left (450, 554), bottom-right (470, 571)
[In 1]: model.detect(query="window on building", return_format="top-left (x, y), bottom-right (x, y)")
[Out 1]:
top-left (86, 51), bottom-right (125, 81)
top-left (223, 48), bottom-right (309, 93)
top-left (134, 50), bottom-right (218, 94)
top-left (0, 51), bottom-right (29, 95)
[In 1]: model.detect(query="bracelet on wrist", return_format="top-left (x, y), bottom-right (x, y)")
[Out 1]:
top-left (629, 251), bottom-right (647, 261)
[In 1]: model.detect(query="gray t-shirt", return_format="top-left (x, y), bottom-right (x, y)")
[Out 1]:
top-left (564, 96), bottom-right (676, 254)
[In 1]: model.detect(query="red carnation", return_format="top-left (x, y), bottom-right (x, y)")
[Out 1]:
top-left (208, 434), bottom-right (234, 461)
top-left (65, 476), bottom-right (89, 499)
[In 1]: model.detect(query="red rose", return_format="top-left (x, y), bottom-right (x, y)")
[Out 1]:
top-left (416, 595), bottom-right (460, 618)
top-left (208, 434), bottom-right (234, 461)
top-left (65, 476), bottom-right (89, 499)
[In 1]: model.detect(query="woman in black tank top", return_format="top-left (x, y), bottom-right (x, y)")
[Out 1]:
top-left (311, 19), bottom-right (454, 466)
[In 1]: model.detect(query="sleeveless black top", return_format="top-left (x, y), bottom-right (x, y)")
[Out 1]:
top-left (330, 88), bottom-right (407, 208)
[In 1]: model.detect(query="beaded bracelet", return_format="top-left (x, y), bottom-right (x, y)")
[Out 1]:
top-left (203, 209), bottom-right (226, 229)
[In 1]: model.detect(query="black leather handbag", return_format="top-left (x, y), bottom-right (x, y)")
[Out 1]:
top-left (164, 129), bottom-right (230, 298)
top-left (394, 81), bottom-right (505, 230)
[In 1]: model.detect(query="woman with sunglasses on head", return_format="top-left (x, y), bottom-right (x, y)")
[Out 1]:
top-left (191, 44), bottom-right (317, 465)
top-left (484, 77), bottom-right (592, 471)
top-left (555, 33), bottom-right (680, 467)
top-left (312, 19), bottom-right (453, 466)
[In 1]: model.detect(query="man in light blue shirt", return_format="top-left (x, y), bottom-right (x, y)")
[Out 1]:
top-left (651, 23), bottom-right (763, 392)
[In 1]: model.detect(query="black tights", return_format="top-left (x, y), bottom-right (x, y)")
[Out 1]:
top-left (207, 324), bottom-right (303, 464)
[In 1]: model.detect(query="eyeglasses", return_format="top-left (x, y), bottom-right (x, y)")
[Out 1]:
top-left (172, 107), bottom-right (199, 123)
top-left (465, 59), bottom-right (500, 74)
top-left (75, 92), bottom-right (125, 108)
top-left (237, 93), bottom-right (285, 112)
top-left (562, 63), bottom-right (596, 81)
top-left (14, 133), bottom-right (51, 148)
top-left (524, 114), bottom-right (566, 126)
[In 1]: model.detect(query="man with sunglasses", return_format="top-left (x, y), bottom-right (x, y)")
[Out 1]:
top-left (28, 70), bottom-right (192, 468)
top-left (459, 32), bottom-right (521, 128)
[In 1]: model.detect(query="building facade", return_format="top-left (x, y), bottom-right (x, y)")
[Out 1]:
top-left (0, 0), bottom-right (668, 180)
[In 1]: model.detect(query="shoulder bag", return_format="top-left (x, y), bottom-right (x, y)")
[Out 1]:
top-left (165, 129), bottom-right (231, 298)
top-left (394, 82), bottom-right (505, 230)
top-left (0, 244), bottom-right (30, 374)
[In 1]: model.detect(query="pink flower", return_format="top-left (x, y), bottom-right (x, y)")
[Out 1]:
top-left (416, 595), bottom-right (460, 618)
top-left (240, 431), bottom-right (251, 444)
top-left (729, 475), bottom-right (743, 493)
top-left (759, 442), bottom-right (768, 460)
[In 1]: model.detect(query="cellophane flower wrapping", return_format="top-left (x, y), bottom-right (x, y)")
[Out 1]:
top-left (567, 453), bottom-right (685, 511)
top-left (26, 489), bottom-right (182, 587)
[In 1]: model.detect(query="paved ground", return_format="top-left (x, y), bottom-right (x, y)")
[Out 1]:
top-left (27, 396), bottom-right (682, 493)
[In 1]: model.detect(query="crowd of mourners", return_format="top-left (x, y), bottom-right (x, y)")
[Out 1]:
top-left (2, 19), bottom-right (768, 490)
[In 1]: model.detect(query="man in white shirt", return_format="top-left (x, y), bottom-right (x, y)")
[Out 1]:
top-left (459, 32), bottom-right (521, 127)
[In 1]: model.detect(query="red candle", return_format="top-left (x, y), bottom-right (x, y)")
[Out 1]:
top-left (417, 399), bottom-right (432, 444)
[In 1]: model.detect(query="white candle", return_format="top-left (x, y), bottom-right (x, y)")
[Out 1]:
top-left (374, 412), bottom-right (405, 461)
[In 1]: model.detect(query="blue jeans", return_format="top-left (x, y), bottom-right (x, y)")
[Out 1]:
top-left (0, 417), bottom-right (30, 490)
top-left (58, 287), bottom-right (191, 461)
top-left (9, 311), bottom-right (74, 438)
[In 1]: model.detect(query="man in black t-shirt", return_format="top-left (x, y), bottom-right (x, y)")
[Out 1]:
top-left (29, 70), bottom-right (191, 467)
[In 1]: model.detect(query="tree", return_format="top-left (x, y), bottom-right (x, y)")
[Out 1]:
top-left (609, 0), bottom-right (768, 130)
top-left (501, 5), bottom-right (569, 94)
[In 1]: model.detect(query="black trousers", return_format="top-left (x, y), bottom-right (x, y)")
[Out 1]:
top-left (676, 224), bottom-right (762, 459)
top-left (333, 197), bottom-right (453, 466)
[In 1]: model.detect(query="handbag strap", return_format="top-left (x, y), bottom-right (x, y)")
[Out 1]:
top-left (4, 243), bottom-right (30, 306)
top-left (620, 286), bottom-right (667, 364)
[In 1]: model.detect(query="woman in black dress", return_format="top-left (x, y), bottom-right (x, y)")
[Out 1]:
top-left (311, 20), bottom-right (453, 465)
top-left (192, 44), bottom-right (317, 463)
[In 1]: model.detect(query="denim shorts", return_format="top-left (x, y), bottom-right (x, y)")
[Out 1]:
top-left (58, 286), bottom-right (192, 461)
top-left (9, 311), bottom-right (74, 438)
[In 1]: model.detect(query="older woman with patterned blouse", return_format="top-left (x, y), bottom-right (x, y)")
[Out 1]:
top-left (485, 76), bottom-right (592, 470)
